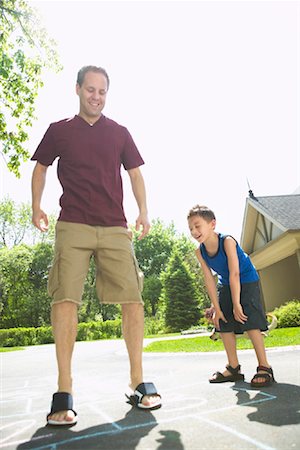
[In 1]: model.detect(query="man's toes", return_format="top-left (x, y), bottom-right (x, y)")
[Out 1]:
top-left (142, 395), bottom-right (160, 407)
top-left (50, 410), bottom-right (75, 422)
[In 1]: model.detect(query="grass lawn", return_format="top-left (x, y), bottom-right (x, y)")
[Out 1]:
top-left (0, 347), bottom-right (24, 352)
top-left (144, 327), bottom-right (300, 352)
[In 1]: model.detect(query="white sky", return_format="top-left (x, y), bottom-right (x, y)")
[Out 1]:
top-left (1, 0), bottom-right (299, 242)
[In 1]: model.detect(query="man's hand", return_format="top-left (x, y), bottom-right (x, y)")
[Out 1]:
top-left (32, 208), bottom-right (49, 232)
top-left (135, 212), bottom-right (150, 240)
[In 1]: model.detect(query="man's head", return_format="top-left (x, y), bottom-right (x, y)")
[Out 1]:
top-left (76, 66), bottom-right (110, 124)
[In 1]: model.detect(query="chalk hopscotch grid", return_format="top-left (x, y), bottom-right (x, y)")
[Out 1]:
top-left (0, 382), bottom-right (277, 450)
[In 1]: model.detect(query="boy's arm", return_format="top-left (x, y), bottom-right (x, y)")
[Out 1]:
top-left (224, 237), bottom-right (248, 324)
top-left (195, 248), bottom-right (227, 328)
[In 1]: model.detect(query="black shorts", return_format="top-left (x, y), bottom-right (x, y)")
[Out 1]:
top-left (216, 281), bottom-right (268, 334)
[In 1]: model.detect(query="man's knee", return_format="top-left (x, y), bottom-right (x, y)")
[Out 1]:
top-left (51, 299), bottom-right (80, 309)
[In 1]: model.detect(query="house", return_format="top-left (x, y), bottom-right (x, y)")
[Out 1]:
top-left (241, 193), bottom-right (300, 312)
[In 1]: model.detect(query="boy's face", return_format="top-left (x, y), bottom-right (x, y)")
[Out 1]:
top-left (188, 215), bottom-right (216, 243)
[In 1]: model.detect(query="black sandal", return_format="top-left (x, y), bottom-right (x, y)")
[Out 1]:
top-left (47, 392), bottom-right (77, 426)
top-left (125, 382), bottom-right (162, 410)
top-left (251, 366), bottom-right (275, 387)
top-left (209, 364), bottom-right (245, 383)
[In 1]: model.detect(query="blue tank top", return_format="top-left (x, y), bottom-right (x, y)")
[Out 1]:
top-left (200, 233), bottom-right (259, 285)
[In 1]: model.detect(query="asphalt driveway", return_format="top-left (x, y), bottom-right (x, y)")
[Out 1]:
top-left (1, 338), bottom-right (300, 450)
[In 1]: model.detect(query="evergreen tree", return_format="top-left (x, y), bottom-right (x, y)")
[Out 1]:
top-left (161, 247), bottom-right (200, 331)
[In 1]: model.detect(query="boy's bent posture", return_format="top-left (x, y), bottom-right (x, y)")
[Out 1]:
top-left (187, 205), bottom-right (275, 387)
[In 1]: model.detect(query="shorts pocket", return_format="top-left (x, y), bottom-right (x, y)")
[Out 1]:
top-left (133, 254), bottom-right (144, 292)
top-left (47, 253), bottom-right (60, 297)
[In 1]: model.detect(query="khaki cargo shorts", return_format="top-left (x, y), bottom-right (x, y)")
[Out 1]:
top-left (48, 221), bottom-right (144, 305)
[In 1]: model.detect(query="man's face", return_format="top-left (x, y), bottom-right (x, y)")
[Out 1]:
top-left (76, 71), bottom-right (108, 123)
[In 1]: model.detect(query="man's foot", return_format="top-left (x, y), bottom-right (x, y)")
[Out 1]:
top-left (48, 410), bottom-right (76, 424)
top-left (127, 382), bottom-right (162, 410)
top-left (47, 392), bottom-right (77, 426)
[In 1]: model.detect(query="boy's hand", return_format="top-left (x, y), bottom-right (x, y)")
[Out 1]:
top-left (233, 304), bottom-right (248, 324)
top-left (213, 308), bottom-right (227, 329)
top-left (204, 306), bottom-right (215, 323)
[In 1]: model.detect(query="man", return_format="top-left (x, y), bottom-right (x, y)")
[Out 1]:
top-left (31, 65), bottom-right (161, 426)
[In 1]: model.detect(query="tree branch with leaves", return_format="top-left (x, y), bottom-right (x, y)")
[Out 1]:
top-left (0, 0), bottom-right (62, 177)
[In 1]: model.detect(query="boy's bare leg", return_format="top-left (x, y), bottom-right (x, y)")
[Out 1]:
top-left (122, 303), bottom-right (160, 407)
top-left (247, 329), bottom-right (271, 383)
top-left (48, 301), bottom-right (78, 423)
top-left (220, 332), bottom-right (241, 375)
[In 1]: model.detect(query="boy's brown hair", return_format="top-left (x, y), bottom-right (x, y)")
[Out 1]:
top-left (187, 205), bottom-right (216, 222)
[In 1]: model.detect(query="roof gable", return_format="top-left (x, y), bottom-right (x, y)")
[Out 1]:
top-left (241, 194), bottom-right (300, 254)
top-left (252, 195), bottom-right (300, 230)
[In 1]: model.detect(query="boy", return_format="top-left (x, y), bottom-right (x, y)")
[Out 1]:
top-left (188, 205), bottom-right (275, 387)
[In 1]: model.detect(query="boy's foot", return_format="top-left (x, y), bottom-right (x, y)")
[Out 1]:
top-left (251, 366), bottom-right (275, 387)
top-left (209, 364), bottom-right (245, 383)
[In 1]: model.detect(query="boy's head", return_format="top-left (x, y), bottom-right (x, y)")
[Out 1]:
top-left (187, 205), bottom-right (216, 243)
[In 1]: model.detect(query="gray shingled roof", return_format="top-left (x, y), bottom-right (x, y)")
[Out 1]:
top-left (250, 194), bottom-right (300, 230)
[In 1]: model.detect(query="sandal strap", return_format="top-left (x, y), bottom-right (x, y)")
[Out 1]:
top-left (48, 392), bottom-right (77, 417)
top-left (252, 373), bottom-right (272, 382)
top-left (257, 366), bottom-right (273, 375)
top-left (226, 364), bottom-right (241, 375)
top-left (133, 382), bottom-right (161, 404)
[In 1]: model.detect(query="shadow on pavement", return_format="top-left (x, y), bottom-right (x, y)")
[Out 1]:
top-left (232, 382), bottom-right (300, 426)
top-left (17, 407), bottom-right (184, 450)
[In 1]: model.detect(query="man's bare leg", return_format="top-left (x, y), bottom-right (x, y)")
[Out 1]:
top-left (122, 303), bottom-right (160, 407)
top-left (48, 301), bottom-right (78, 423)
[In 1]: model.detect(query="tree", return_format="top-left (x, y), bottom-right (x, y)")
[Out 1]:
top-left (78, 257), bottom-right (121, 323)
top-left (132, 219), bottom-right (177, 278)
top-left (132, 219), bottom-right (198, 316)
top-left (0, 244), bottom-right (34, 327)
top-left (161, 247), bottom-right (200, 332)
top-left (132, 218), bottom-right (209, 317)
top-left (0, 197), bottom-right (56, 248)
top-left (142, 274), bottom-right (162, 316)
top-left (0, 0), bottom-right (62, 176)
top-left (0, 242), bottom-right (53, 327)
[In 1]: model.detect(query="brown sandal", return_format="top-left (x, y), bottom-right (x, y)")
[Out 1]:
top-left (209, 364), bottom-right (245, 383)
top-left (251, 366), bottom-right (275, 387)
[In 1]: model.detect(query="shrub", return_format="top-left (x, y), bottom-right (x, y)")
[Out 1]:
top-left (272, 299), bottom-right (300, 328)
top-left (0, 319), bottom-right (122, 347)
top-left (144, 316), bottom-right (165, 336)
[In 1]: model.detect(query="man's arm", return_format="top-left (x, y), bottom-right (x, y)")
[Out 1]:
top-left (127, 167), bottom-right (150, 240)
top-left (31, 162), bottom-right (49, 232)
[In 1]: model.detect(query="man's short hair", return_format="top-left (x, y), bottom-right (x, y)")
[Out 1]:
top-left (77, 66), bottom-right (110, 89)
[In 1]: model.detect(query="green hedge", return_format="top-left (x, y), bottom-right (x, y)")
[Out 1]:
top-left (0, 319), bottom-right (122, 347)
top-left (272, 299), bottom-right (300, 328)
